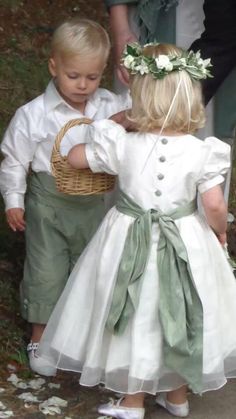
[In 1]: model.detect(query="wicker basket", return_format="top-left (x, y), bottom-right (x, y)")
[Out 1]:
top-left (51, 118), bottom-right (116, 195)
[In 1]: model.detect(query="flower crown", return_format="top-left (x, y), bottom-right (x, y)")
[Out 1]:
top-left (122, 43), bottom-right (212, 81)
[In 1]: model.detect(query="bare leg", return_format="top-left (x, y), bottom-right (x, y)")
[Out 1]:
top-left (121, 393), bottom-right (145, 408)
top-left (167, 385), bottom-right (188, 404)
top-left (31, 323), bottom-right (46, 342)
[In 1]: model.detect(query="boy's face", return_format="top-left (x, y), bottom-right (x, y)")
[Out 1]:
top-left (49, 53), bottom-right (106, 112)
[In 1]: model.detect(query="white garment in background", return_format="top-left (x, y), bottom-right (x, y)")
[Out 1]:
top-left (37, 120), bottom-right (236, 394)
top-left (0, 80), bottom-right (131, 210)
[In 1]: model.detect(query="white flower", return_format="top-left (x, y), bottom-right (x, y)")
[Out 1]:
top-left (143, 42), bottom-right (156, 47)
top-left (155, 55), bottom-right (171, 69)
top-left (178, 58), bottom-right (186, 67)
top-left (165, 62), bottom-right (173, 71)
top-left (202, 58), bottom-right (211, 68)
top-left (135, 60), bottom-right (149, 75)
top-left (123, 55), bottom-right (135, 69)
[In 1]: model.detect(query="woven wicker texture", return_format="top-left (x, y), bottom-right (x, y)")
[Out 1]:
top-left (51, 118), bottom-right (116, 195)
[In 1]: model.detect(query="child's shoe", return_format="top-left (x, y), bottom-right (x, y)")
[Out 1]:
top-left (27, 342), bottom-right (57, 377)
top-left (156, 393), bottom-right (189, 417)
top-left (98, 397), bottom-right (145, 419)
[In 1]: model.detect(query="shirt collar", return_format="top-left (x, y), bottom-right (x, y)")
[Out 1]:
top-left (44, 80), bottom-right (67, 113)
top-left (44, 80), bottom-right (107, 117)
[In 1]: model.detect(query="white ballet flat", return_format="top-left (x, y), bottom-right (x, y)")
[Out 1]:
top-left (156, 394), bottom-right (189, 417)
top-left (98, 398), bottom-right (145, 419)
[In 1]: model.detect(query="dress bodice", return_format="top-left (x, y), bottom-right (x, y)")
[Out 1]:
top-left (85, 120), bottom-right (230, 213)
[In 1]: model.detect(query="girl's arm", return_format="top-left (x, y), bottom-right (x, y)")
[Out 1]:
top-left (67, 144), bottom-right (89, 169)
top-left (200, 184), bottom-right (228, 243)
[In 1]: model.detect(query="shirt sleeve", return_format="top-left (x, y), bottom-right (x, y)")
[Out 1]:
top-left (102, 89), bottom-right (132, 118)
top-left (115, 90), bottom-right (132, 112)
top-left (0, 108), bottom-right (37, 210)
top-left (60, 124), bottom-right (92, 156)
top-left (85, 120), bottom-right (127, 175)
top-left (197, 136), bottom-right (231, 194)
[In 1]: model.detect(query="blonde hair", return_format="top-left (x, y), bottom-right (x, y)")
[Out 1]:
top-left (51, 18), bottom-right (110, 62)
top-left (128, 44), bottom-right (205, 133)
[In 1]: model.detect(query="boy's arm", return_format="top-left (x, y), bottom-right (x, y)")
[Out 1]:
top-left (0, 109), bottom-right (37, 228)
top-left (109, 110), bottom-right (136, 131)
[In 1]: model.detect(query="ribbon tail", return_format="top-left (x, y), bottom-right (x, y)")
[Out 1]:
top-left (106, 213), bottom-right (152, 334)
top-left (157, 222), bottom-right (203, 392)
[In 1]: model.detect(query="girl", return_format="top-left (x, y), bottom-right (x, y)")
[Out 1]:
top-left (0, 18), bottom-right (130, 377)
top-left (37, 43), bottom-right (236, 417)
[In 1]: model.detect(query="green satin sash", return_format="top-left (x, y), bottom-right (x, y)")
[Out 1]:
top-left (106, 190), bottom-right (203, 392)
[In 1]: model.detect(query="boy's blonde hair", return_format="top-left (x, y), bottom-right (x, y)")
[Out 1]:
top-left (128, 44), bottom-right (205, 133)
top-left (51, 18), bottom-right (110, 62)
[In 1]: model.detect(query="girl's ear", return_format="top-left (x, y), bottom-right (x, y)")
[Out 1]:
top-left (48, 58), bottom-right (57, 77)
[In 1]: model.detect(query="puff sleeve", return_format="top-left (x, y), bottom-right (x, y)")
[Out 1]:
top-left (197, 137), bottom-right (231, 194)
top-left (85, 120), bottom-right (127, 175)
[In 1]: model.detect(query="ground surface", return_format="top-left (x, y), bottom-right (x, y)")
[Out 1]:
top-left (1, 1), bottom-right (236, 418)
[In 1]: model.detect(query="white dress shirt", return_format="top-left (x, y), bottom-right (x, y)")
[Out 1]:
top-left (0, 80), bottom-right (131, 210)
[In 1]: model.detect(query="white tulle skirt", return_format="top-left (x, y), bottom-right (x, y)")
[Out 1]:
top-left (37, 208), bottom-right (236, 394)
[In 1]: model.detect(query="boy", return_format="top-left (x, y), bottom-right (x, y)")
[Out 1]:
top-left (0, 18), bottom-right (130, 376)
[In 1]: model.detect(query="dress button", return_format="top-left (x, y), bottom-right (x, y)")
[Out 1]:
top-left (157, 173), bottom-right (164, 180)
top-left (155, 190), bottom-right (162, 196)
top-left (159, 156), bottom-right (166, 162)
top-left (162, 138), bottom-right (168, 145)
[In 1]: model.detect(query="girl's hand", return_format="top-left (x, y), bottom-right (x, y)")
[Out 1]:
top-left (215, 232), bottom-right (227, 245)
top-left (6, 208), bottom-right (25, 232)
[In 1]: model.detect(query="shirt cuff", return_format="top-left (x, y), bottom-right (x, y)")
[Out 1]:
top-left (198, 175), bottom-right (224, 194)
top-left (4, 193), bottom-right (25, 211)
top-left (85, 144), bottom-right (102, 173)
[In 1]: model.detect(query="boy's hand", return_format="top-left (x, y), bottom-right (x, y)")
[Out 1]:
top-left (110, 110), bottom-right (135, 131)
top-left (6, 208), bottom-right (26, 232)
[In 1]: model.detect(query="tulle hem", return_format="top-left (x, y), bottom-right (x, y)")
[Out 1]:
top-left (38, 348), bottom-right (236, 395)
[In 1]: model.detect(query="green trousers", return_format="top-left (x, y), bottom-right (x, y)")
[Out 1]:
top-left (21, 172), bottom-right (105, 323)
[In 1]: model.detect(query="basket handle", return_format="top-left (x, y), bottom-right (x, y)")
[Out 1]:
top-left (53, 117), bottom-right (93, 156)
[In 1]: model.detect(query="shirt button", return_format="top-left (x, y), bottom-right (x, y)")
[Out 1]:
top-left (157, 173), bottom-right (164, 180)
top-left (159, 156), bottom-right (166, 162)
top-left (162, 138), bottom-right (168, 145)
top-left (155, 189), bottom-right (162, 196)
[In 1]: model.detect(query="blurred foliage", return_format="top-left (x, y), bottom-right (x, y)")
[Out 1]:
top-left (0, 53), bottom-right (50, 138)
